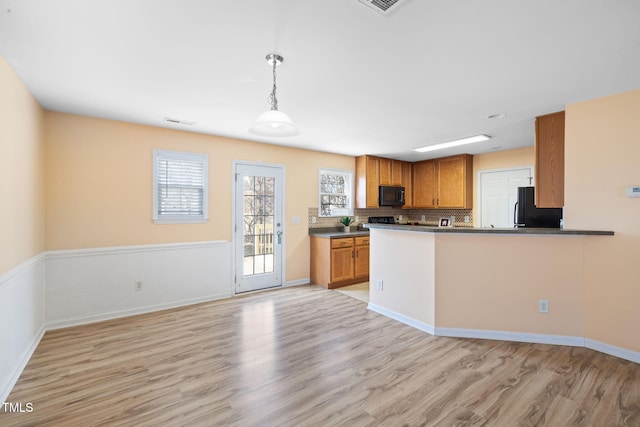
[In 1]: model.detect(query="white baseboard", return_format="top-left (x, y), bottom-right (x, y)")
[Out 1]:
top-left (435, 327), bottom-right (585, 347)
top-left (586, 338), bottom-right (640, 364)
top-left (367, 302), bottom-right (435, 335)
top-left (368, 304), bottom-right (640, 365)
top-left (284, 278), bottom-right (310, 287)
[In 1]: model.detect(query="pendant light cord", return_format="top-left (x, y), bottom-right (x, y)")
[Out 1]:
top-left (269, 59), bottom-right (279, 111)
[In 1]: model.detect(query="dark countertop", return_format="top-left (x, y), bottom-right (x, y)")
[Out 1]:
top-left (310, 230), bottom-right (370, 238)
top-left (364, 223), bottom-right (614, 236)
top-left (309, 227), bottom-right (370, 238)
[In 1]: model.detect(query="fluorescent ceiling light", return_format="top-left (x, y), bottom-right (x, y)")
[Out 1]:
top-left (413, 134), bottom-right (491, 153)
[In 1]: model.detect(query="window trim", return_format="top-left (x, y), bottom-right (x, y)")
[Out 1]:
top-left (153, 149), bottom-right (209, 224)
top-left (318, 168), bottom-right (354, 217)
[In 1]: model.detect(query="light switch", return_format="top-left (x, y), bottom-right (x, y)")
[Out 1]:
top-left (292, 216), bottom-right (301, 224)
top-left (626, 186), bottom-right (640, 197)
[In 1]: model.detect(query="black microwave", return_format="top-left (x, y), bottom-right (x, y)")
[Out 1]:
top-left (379, 185), bottom-right (405, 206)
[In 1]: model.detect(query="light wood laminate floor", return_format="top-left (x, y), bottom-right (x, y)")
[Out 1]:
top-left (3, 285), bottom-right (639, 426)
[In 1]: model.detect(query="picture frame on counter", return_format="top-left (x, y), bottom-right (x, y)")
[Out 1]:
top-left (439, 218), bottom-right (450, 227)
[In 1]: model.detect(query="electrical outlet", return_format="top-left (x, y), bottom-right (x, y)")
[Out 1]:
top-left (538, 299), bottom-right (549, 313)
top-left (464, 215), bottom-right (470, 223)
top-left (134, 281), bottom-right (143, 292)
top-left (311, 216), bottom-right (317, 224)
top-left (377, 279), bottom-right (383, 290)
top-left (355, 216), bottom-right (359, 223)
top-left (421, 215), bottom-right (426, 221)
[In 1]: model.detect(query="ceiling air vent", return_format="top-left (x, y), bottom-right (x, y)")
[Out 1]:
top-left (164, 117), bottom-right (195, 126)
top-left (358, 0), bottom-right (409, 16)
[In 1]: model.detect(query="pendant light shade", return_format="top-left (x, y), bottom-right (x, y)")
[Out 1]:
top-left (249, 53), bottom-right (299, 137)
top-left (249, 109), bottom-right (299, 137)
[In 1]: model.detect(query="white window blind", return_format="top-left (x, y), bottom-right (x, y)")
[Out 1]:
top-left (153, 150), bottom-right (208, 224)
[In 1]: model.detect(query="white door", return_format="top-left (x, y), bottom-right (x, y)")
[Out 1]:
top-left (234, 163), bottom-right (284, 293)
top-left (479, 167), bottom-right (533, 228)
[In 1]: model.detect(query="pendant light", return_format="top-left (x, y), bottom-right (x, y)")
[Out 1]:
top-left (249, 53), bottom-right (300, 137)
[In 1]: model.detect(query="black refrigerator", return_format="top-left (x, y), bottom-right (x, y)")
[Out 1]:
top-left (514, 187), bottom-right (563, 228)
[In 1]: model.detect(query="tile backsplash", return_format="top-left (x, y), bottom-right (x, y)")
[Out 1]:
top-left (308, 207), bottom-right (473, 228)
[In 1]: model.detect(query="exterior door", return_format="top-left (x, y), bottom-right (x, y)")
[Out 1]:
top-left (234, 163), bottom-right (284, 293)
top-left (479, 167), bottom-right (533, 228)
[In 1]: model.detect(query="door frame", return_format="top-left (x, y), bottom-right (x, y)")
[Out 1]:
top-left (477, 165), bottom-right (533, 228)
top-left (231, 161), bottom-right (286, 295)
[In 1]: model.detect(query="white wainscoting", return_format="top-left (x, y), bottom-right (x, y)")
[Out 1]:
top-left (45, 241), bottom-right (232, 329)
top-left (0, 255), bottom-right (46, 403)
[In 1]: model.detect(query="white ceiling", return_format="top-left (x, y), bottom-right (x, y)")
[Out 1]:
top-left (1, 0), bottom-right (639, 161)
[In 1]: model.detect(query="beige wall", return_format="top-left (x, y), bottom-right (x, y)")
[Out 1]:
top-left (0, 57), bottom-right (45, 276)
top-left (565, 89), bottom-right (640, 352)
top-left (473, 146), bottom-right (535, 173)
top-left (435, 233), bottom-right (585, 336)
top-left (472, 146), bottom-right (535, 226)
top-left (44, 112), bottom-right (354, 282)
top-left (369, 229), bottom-right (435, 326)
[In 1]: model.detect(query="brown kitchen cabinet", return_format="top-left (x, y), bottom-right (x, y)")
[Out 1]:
top-left (310, 235), bottom-right (370, 289)
top-left (402, 161), bottom-right (413, 208)
top-left (412, 159), bottom-right (437, 208)
top-left (535, 111), bottom-right (565, 208)
top-left (379, 158), bottom-right (403, 186)
top-left (353, 236), bottom-right (370, 279)
top-left (356, 155), bottom-right (411, 208)
top-left (412, 154), bottom-right (473, 209)
top-left (355, 155), bottom-right (380, 208)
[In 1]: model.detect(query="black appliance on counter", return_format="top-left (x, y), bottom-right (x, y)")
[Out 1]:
top-left (378, 185), bottom-right (405, 207)
top-left (368, 216), bottom-right (396, 224)
top-left (514, 186), bottom-right (563, 228)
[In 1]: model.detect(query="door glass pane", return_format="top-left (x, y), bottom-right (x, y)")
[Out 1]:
top-left (243, 175), bottom-right (275, 277)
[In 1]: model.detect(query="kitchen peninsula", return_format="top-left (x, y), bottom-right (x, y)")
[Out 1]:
top-left (365, 223), bottom-right (615, 351)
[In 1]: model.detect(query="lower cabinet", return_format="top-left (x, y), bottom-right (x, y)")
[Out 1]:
top-left (310, 235), bottom-right (370, 289)
top-left (354, 237), bottom-right (370, 279)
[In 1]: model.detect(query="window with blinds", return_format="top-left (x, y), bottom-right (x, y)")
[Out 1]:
top-left (153, 150), bottom-right (208, 224)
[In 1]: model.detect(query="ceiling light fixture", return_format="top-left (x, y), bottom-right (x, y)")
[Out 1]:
top-left (413, 134), bottom-right (491, 153)
top-left (249, 53), bottom-right (299, 137)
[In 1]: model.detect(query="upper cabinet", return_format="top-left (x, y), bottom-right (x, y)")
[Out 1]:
top-left (356, 155), bottom-right (411, 208)
top-left (438, 154), bottom-right (473, 208)
top-left (535, 111), bottom-right (565, 208)
top-left (379, 158), bottom-right (403, 186)
top-left (355, 155), bottom-right (380, 208)
top-left (412, 159), bottom-right (437, 208)
top-left (412, 154), bottom-right (473, 209)
top-left (402, 161), bottom-right (413, 209)
top-left (356, 153), bottom-right (472, 210)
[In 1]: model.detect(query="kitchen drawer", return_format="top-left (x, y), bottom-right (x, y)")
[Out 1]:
top-left (331, 238), bottom-right (353, 249)
top-left (354, 236), bottom-right (369, 246)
